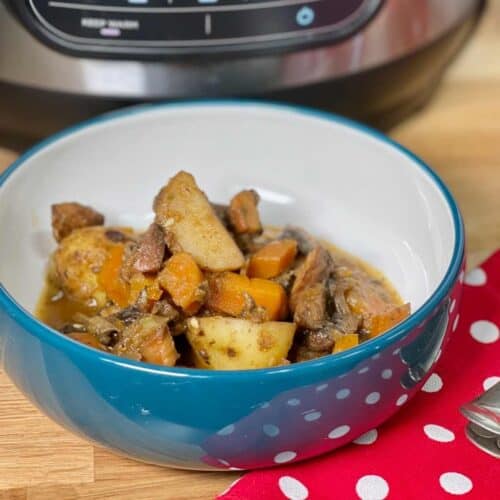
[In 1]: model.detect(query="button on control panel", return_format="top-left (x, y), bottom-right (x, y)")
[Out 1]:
top-left (23, 0), bottom-right (382, 56)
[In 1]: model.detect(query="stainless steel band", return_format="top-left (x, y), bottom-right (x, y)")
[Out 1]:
top-left (0, 0), bottom-right (479, 99)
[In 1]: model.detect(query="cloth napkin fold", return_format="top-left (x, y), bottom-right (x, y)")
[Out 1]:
top-left (218, 251), bottom-right (500, 500)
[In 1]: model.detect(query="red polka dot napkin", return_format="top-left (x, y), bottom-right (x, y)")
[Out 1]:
top-left (218, 251), bottom-right (500, 500)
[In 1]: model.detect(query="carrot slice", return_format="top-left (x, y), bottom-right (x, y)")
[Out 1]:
top-left (247, 239), bottom-right (298, 279)
top-left (248, 278), bottom-right (288, 320)
top-left (67, 332), bottom-right (105, 350)
top-left (207, 272), bottom-right (287, 320)
top-left (364, 303), bottom-right (411, 338)
top-left (129, 273), bottom-right (163, 305)
top-left (332, 333), bottom-right (359, 354)
top-left (207, 272), bottom-right (247, 317)
top-left (159, 252), bottom-right (205, 314)
top-left (98, 245), bottom-right (129, 307)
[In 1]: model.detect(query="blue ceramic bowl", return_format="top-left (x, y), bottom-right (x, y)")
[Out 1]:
top-left (0, 101), bottom-right (464, 470)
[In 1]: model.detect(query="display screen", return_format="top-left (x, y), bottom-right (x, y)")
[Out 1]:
top-left (19, 0), bottom-right (382, 56)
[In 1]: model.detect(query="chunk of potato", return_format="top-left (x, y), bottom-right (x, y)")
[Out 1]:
top-left (52, 227), bottom-right (122, 308)
top-left (154, 171), bottom-right (244, 271)
top-left (186, 316), bottom-right (296, 370)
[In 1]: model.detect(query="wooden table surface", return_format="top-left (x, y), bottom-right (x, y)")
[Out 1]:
top-left (1, 3), bottom-right (499, 499)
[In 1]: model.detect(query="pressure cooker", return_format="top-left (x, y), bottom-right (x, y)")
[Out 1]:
top-left (0, 0), bottom-right (484, 138)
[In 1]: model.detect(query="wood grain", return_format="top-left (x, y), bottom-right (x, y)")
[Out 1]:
top-left (0, 377), bottom-right (93, 490)
top-left (390, 1), bottom-right (500, 268)
top-left (0, 2), bottom-right (499, 498)
top-left (0, 366), bottom-right (233, 500)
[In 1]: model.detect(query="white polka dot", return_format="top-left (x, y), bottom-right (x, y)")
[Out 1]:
top-left (464, 268), bottom-right (487, 286)
top-left (439, 472), bottom-right (473, 495)
top-left (218, 459), bottom-right (230, 466)
top-left (287, 398), bottom-right (301, 406)
top-left (392, 348), bottom-right (400, 356)
top-left (217, 424), bottom-right (235, 435)
top-left (356, 475), bottom-right (389, 500)
top-left (449, 298), bottom-right (456, 314)
top-left (328, 425), bottom-right (350, 439)
top-left (483, 376), bottom-right (500, 391)
top-left (304, 411), bottom-right (322, 422)
top-left (358, 366), bottom-right (370, 374)
top-left (263, 424), bottom-right (280, 437)
top-left (316, 383), bottom-right (328, 392)
top-left (336, 388), bottom-right (351, 399)
top-left (422, 373), bottom-right (443, 393)
top-left (470, 320), bottom-right (499, 344)
top-left (354, 429), bottom-right (378, 445)
top-left (260, 402), bottom-right (270, 409)
top-left (435, 349), bottom-right (442, 363)
top-left (424, 424), bottom-right (455, 443)
top-left (278, 476), bottom-right (309, 500)
top-left (274, 451), bottom-right (297, 464)
top-left (459, 270), bottom-right (465, 283)
top-left (365, 392), bottom-right (381, 405)
top-left (372, 353), bottom-right (381, 360)
top-left (396, 394), bottom-right (408, 406)
top-left (219, 477), bottom-right (242, 496)
top-left (381, 369), bottom-right (392, 380)
top-left (452, 314), bottom-right (460, 332)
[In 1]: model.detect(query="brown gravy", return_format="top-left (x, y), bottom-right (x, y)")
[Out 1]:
top-left (37, 234), bottom-right (404, 331)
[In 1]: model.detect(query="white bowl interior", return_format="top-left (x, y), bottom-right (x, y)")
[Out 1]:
top-left (0, 104), bottom-right (455, 316)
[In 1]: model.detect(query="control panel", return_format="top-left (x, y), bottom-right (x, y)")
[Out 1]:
top-left (12, 0), bottom-right (382, 57)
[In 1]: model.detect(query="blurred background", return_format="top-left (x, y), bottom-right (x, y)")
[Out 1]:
top-left (0, 0), bottom-right (487, 140)
top-left (0, 0), bottom-right (498, 267)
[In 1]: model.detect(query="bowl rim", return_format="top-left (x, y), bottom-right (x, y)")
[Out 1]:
top-left (0, 99), bottom-right (465, 379)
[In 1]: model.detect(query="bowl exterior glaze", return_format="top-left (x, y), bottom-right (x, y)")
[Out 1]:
top-left (0, 269), bottom-right (463, 470)
top-left (0, 101), bottom-right (465, 470)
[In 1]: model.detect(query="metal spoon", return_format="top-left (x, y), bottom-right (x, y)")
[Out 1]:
top-left (461, 381), bottom-right (500, 458)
